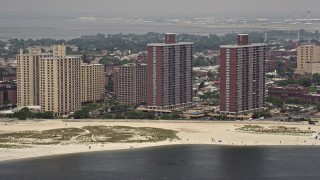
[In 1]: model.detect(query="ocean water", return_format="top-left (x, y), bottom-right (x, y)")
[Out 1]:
top-left (0, 145), bottom-right (320, 180)
top-left (0, 15), bottom-right (263, 40)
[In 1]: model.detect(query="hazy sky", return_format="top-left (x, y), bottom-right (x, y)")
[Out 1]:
top-left (1, 0), bottom-right (320, 16)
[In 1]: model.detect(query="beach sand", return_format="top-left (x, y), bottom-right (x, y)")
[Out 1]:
top-left (0, 119), bottom-right (319, 162)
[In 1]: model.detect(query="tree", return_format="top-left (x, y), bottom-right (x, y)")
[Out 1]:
top-left (207, 71), bottom-right (214, 79)
top-left (198, 82), bottom-right (205, 89)
top-left (159, 111), bottom-right (181, 120)
top-left (316, 103), bottom-right (320, 111)
top-left (171, 111), bottom-right (182, 120)
top-left (73, 109), bottom-right (89, 119)
top-left (42, 111), bottom-right (54, 119)
top-left (313, 73), bottom-right (320, 84)
top-left (298, 77), bottom-right (312, 87)
top-left (252, 110), bottom-right (271, 119)
top-left (160, 114), bottom-right (171, 120)
top-left (194, 56), bottom-right (210, 67)
top-left (277, 78), bottom-right (296, 86)
top-left (144, 111), bottom-right (156, 119)
top-left (286, 98), bottom-right (306, 105)
top-left (106, 80), bottom-right (114, 92)
top-left (124, 111), bottom-right (140, 119)
top-left (217, 114), bottom-right (228, 120)
top-left (13, 107), bottom-right (33, 120)
top-left (266, 96), bottom-right (284, 107)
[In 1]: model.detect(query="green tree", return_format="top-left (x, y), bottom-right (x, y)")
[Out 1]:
top-left (207, 71), bottom-right (214, 79)
top-left (266, 96), bottom-right (284, 107)
top-left (286, 98), bottom-right (306, 105)
top-left (194, 56), bottom-right (210, 67)
top-left (312, 73), bottom-right (320, 84)
top-left (316, 103), bottom-right (320, 111)
top-left (198, 82), bottom-right (205, 89)
top-left (106, 80), bottom-right (114, 92)
top-left (160, 114), bottom-right (171, 120)
top-left (298, 77), bottom-right (312, 87)
top-left (144, 111), bottom-right (156, 119)
top-left (73, 109), bottom-right (89, 119)
top-left (252, 110), bottom-right (271, 119)
top-left (13, 107), bottom-right (33, 120)
top-left (42, 111), bottom-right (54, 119)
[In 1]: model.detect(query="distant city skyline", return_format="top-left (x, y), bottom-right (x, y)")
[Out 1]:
top-left (1, 0), bottom-right (320, 17)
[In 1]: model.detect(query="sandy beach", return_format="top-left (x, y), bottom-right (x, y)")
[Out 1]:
top-left (0, 119), bottom-right (319, 162)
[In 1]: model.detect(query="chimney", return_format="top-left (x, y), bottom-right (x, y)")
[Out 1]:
top-left (165, 33), bottom-right (176, 44)
top-left (237, 34), bottom-right (249, 45)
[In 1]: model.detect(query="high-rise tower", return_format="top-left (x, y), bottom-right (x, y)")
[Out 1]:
top-left (147, 33), bottom-right (193, 110)
top-left (17, 45), bottom-right (104, 116)
top-left (220, 34), bottom-right (266, 115)
top-left (114, 63), bottom-right (147, 105)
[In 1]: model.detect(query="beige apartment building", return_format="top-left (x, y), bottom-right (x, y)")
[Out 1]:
top-left (114, 63), bottom-right (147, 105)
top-left (39, 56), bottom-right (82, 116)
top-left (17, 48), bottom-right (53, 106)
top-left (297, 44), bottom-right (320, 75)
top-left (17, 44), bottom-right (104, 116)
top-left (81, 63), bottom-right (105, 103)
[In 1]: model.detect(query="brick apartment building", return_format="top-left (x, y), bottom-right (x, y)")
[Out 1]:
top-left (220, 34), bottom-right (266, 115)
top-left (147, 33), bottom-right (193, 110)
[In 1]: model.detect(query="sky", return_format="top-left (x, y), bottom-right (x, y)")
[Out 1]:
top-left (1, 0), bottom-right (320, 17)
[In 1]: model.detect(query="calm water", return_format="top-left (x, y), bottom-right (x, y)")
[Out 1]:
top-left (0, 16), bottom-right (262, 40)
top-left (0, 145), bottom-right (320, 180)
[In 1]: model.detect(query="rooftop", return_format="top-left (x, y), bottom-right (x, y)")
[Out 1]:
top-left (42, 55), bottom-right (82, 60)
top-left (220, 43), bottom-right (266, 48)
top-left (148, 42), bottom-right (193, 46)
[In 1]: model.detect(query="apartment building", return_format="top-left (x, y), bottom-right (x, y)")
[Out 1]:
top-left (17, 48), bottom-right (53, 106)
top-left (220, 34), bottom-right (266, 115)
top-left (114, 63), bottom-right (147, 105)
top-left (147, 33), bottom-right (193, 110)
top-left (39, 56), bottom-right (82, 116)
top-left (297, 44), bottom-right (320, 75)
top-left (17, 45), bottom-right (104, 116)
top-left (81, 63), bottom-right (105, 103)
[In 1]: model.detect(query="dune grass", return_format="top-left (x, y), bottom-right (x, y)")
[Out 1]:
top-left (0, 126), bottom-right (179, 148)
top-left (237, 125), bottom-right (315, 136)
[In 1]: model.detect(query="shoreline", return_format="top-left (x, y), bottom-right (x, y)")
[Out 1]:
top-left (2, 143), bottom-right (319, 163)
top-left (0, 119), bottom-right (320, 162)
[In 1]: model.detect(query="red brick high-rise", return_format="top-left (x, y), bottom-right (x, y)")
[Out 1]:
top-left (220, 34), bottom-right (266, 115)
top-left (147, 33), bottom-right (193, 109)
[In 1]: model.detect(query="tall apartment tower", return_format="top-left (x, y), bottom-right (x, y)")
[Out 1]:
top-left (17, 45), bottom-right (105, 116)
top-left (17, 48), bottom-right (53, 106)
top-left (147, 33), bottom-right (193, 109)
top-left (220, 34), bottom-right (266, 115)
top-left (297, 44), bottom-right (320, 75)
top-left (81, 63), bottom-right (105, 103)
top-left (39, 56), bottom-right (82, 115)
top-left (114, 63), bottom-right (147, 105)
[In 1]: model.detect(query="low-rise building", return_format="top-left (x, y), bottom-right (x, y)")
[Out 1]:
top-left (268, 85), bottom-right (309, 99)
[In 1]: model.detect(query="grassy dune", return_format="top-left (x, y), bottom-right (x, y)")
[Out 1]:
top-left (0, 126), bottom-right (179, 149)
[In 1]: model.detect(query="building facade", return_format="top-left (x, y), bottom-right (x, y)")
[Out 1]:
top-left (114, 63), bottom-right (147, 105)
top-left (17, 48), bottom-right (53, 106)
top-left (0, 83), bottom-right (17, 106)
top-left (39, 56), bottom-right (82, 116)
top-left (147, 34), bottom-right (193, 110)
top-left (17, 45), bottom-right (104, 116)
top-left (297, 44), bottom-right (320, 75)
top-left (268, 85), bottom-right (320, 104)
top-left (81, 64), bottom-right (105, 103)
top-left (220, 34), bottom-right (266, 115)
top-left (268, 85), bottom-right (309, 100)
